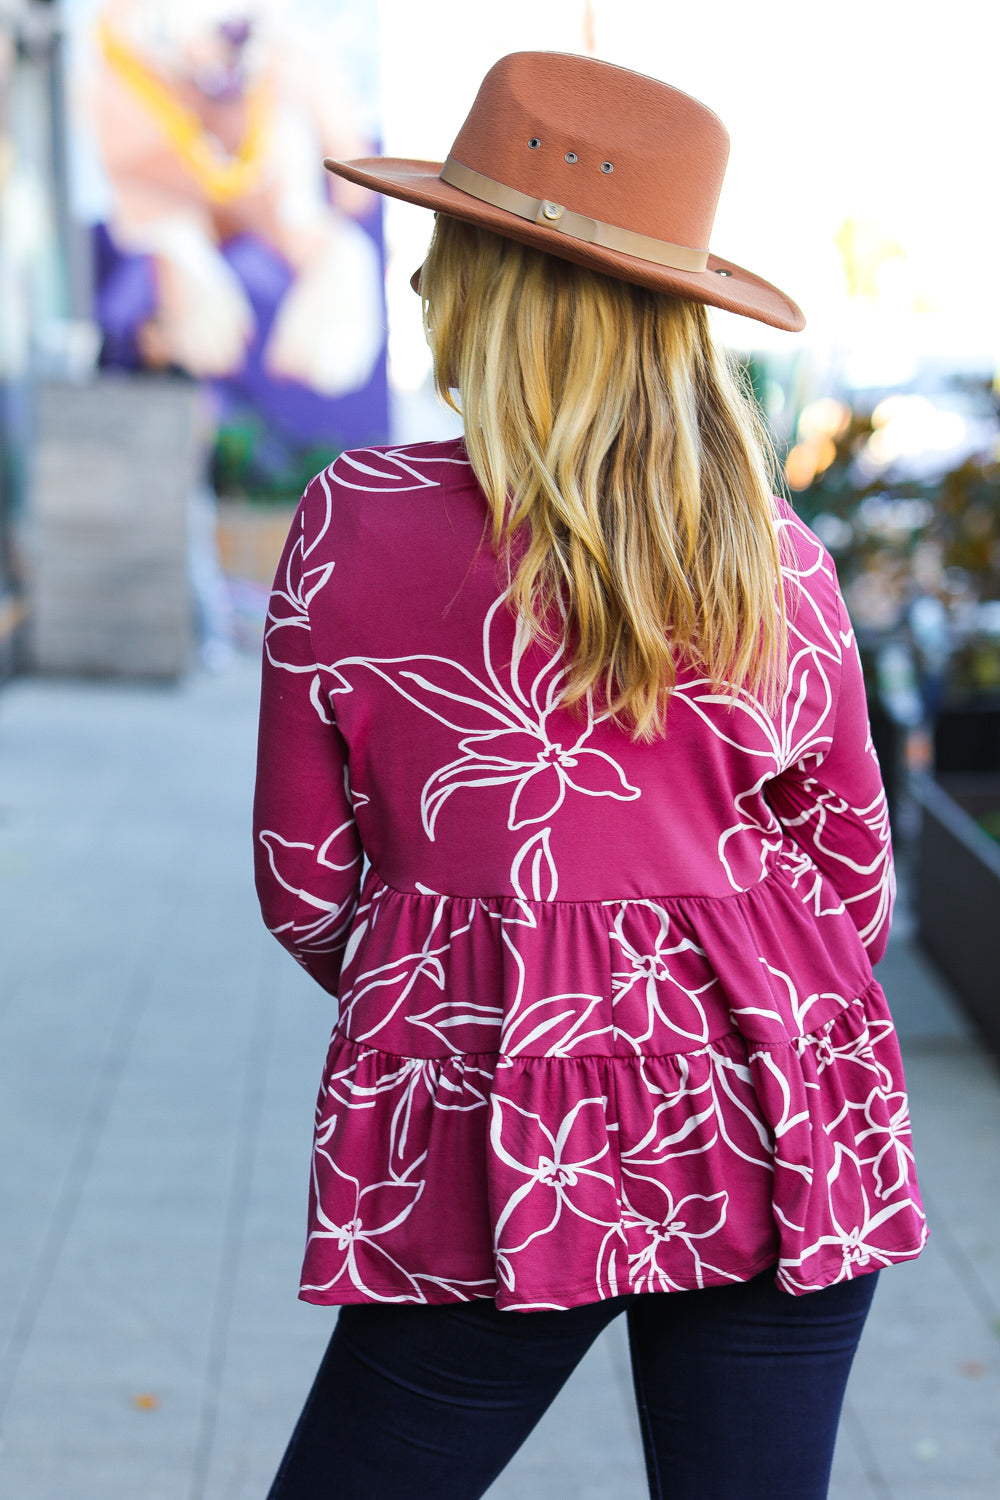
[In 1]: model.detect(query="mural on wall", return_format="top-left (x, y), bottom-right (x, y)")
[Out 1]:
top-left (66, 0), bottom-right (387, 496)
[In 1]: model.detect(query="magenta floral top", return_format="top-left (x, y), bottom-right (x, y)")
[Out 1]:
top-left (253, 438), bottom-right (926, 1312)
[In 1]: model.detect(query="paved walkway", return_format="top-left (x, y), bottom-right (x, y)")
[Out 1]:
top-left (0, 660), bottom-right (998, 1499)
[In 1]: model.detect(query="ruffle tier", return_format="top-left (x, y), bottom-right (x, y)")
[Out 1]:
top-left (300, 866), bottom-right (927, 1309)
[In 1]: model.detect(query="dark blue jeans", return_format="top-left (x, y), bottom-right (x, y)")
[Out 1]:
top-left (266, 1268), bottom-right (878, 1499)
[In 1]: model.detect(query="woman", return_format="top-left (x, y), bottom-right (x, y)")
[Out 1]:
top-left (254, 52), bottom-right (926, 1500)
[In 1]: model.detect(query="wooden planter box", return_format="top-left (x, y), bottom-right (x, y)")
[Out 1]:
top-left (913, 772), bottom-right (1000, 1056)
top-left (215, 500), bottom-right (297, 586)
top-left (934, 705), bottom-right (1000, 773)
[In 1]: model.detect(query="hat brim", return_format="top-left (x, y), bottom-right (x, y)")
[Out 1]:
top-left (325, 156), bottom-right (805, 333)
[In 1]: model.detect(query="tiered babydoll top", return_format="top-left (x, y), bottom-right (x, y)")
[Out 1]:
top-left (253, 438), bottom-right (926, 1311)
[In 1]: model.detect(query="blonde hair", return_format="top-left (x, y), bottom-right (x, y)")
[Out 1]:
top-left (420, 216), bottom-right (787, 739)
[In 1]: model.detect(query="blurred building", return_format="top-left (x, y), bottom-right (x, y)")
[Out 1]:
top-left (0, 0), bottom-right (70, 680)
top-left (0, 0), bottom-right (389, 684)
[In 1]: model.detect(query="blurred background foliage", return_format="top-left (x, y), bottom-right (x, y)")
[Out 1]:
top-left (749, 359), bottom-right (1000, 838)
top-left (211, 416), bottom-right (341, 503)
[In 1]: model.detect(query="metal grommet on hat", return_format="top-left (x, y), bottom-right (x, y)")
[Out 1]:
top-left (323, 52), bottom-right (805, 332)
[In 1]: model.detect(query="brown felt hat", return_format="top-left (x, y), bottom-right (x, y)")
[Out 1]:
top-left (324, 51), bottom-right (804, 333)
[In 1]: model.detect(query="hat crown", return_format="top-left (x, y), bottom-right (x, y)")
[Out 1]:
top-left (449, 52), bottom-right (730, 252)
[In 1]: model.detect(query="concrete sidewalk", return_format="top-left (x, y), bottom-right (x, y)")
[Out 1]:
top-left (0, 661), bottom-right (998, 1499)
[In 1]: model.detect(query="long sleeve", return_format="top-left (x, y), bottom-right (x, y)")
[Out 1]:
top-left (253, 488), bottom-right (363, 994)
top-left (766, 586), bottom-right (895, 964)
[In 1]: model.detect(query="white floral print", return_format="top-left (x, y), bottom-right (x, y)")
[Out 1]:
top-left (253, 441), bottom-right (926, 1311)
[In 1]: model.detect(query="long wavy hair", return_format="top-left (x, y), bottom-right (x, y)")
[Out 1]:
top-left (419, 215), bottom-right (788, 740)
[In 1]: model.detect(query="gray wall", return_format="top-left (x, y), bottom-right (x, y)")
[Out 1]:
top-left (26, 376), bottom-right (198, 678)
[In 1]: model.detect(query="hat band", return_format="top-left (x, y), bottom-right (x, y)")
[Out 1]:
top-left (440, 157), bottom-right (710, 274)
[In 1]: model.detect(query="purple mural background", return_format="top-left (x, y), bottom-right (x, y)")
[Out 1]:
top-left (70, 0), bottom-right (389, 497)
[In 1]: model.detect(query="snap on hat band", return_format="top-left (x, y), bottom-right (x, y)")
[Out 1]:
top-left (438, 157), bottom-right (710, 275)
